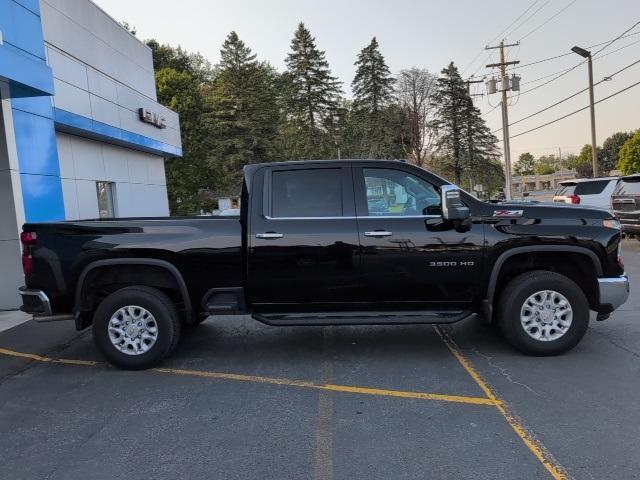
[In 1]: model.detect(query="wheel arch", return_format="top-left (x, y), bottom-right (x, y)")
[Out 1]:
top-left (484, 246), bottom-right (602, 321)
top-left (74, 259), bottom-right (192, 330)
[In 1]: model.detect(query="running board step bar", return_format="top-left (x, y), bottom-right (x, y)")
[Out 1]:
top-left (252, 311), bottom-right (475, 327)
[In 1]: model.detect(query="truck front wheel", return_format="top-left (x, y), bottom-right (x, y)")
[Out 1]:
top-left (497, 270), bottom-right (589, 356)
top-left (92, 286), bottom-right (181, 369)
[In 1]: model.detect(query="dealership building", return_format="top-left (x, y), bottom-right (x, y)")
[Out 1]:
top-left (0, 0), bottom-right (182, 309)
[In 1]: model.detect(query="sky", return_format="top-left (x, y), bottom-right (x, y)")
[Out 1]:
top-left (94, 0), bottom-right (640, 162)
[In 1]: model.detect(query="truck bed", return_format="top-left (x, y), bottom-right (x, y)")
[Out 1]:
top-left (23, 216), bottom-right (244, 314)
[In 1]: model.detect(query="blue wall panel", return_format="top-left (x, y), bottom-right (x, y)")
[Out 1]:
top-left (19, 173), bottom-right (65, 222)
top-left (1, 0), bottom-right (64, 222)
top-left (0, 0), bottom-right (46, 59)
top-left (12, 109), bottom-right (60, 177)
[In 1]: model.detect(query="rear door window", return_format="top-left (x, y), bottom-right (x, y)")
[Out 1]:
top-left (555, 183), bottom-right (575, 196)
top-left (573, 180), bottom-right (610, 195)
top-left (614, 178), bottom-right (640, 195)
top-left (271, 168), bottom-right (343, 218)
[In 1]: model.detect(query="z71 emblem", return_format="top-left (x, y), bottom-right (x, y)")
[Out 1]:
top-left (493, 209), bottom-right (523, 217)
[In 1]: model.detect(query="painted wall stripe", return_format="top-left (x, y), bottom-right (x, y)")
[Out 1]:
top-left (54, 108), bottom-right (183, 158)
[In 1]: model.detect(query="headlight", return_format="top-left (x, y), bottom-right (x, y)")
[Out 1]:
top-left (603, 219), bottom-right (621, 229)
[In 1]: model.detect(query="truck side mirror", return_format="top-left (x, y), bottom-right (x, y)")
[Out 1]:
top-left (441, 185), bottom-right (470, 221)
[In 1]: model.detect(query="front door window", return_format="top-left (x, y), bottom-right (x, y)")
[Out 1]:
top-left (363, 168), bottom-right (441, 216)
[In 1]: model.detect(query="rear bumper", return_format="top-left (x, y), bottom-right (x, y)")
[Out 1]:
top-left (597, 275), bottom-right (630, 312)
top-left (18, 287), bottom-right (73, 322)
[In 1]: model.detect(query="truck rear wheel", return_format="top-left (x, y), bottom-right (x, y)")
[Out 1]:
top-left (92, 286), bottom-right (181, 369)
top-left (497, 270), bottom-right (589, 356)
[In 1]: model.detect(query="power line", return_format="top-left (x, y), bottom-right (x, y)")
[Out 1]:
top-left (511, 79), bottom-right (640, 138)
top-left (518, 19), bottom-right (640, 96)
top-left (508, 31), bottom-right (640, 72)
top-left (517, 38), bottom-right (640, 87)
top-left (504, 0), bottom-right (551, 39)
top-left (494, 57), bottom-right (640, 132)
top-left (462, 0), bottom-right (541, 76)
top-left (518, 0), bottom-right (577, 41)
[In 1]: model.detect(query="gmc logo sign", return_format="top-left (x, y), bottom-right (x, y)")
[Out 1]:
top-left (138, 108), bottom-right (167, 129)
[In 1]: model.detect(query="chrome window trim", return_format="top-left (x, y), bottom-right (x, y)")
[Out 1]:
top-left (264, 215), bottom-right (442, 220)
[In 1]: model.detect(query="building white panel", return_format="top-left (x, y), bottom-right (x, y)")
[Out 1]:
top-left (0, 170), bottom-right (21, 241)
top-left (86, 68), bottom-right (118, 104)
top-left (113, 182), bottom-right (133, 217)
top-left (41, 0), bottom-right (157, 99)
top-left (52, 79), bottom-right (92, 118)
top-left (146, 156), bottom-right (166, 185)
top-left (75, 179), bottom-right (100, 219)
top-left (90, 94), bottom-right (120, 127)
top-left (0, 239), bottom-right (23, 309)
top-left (127, 150), bottom-right (148, 184)
top-left (61, 178), bottom-right (79, 220)
top-left (47, 47), bottom-right (88, 90)
top-left (102, 144), bottom-right (129, 182)
top-left (56, 133), bottom-right (74, 178)
top-left (71, 137), bottom-right (106, 180)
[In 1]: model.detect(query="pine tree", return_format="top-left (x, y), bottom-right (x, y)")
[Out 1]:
top-left (431, 63), bottom-right (468, 184)
top-left (349, 37), bottom-right (397, 159)
top-left (431, 62), bottom-right (500, 187)
top-left (352, 37), bottom-right (394, 114)
top-left (219, 31), bottom-right (257, 70)
top-left (283, 22), bottom-right (343, 129)
top-left (208, 31), bottom-right (280, 194)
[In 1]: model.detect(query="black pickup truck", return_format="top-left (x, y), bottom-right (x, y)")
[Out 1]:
top-left (19, 160), bottom-right (629, 368)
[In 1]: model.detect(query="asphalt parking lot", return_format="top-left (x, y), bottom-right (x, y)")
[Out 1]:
top-left (0, 239), bottom-right (638, 480)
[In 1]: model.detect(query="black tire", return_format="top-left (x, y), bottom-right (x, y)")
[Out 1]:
top-left (497, 270), bottom-right (589, 356)
top-left (92, 286), bottom-right (181, 369)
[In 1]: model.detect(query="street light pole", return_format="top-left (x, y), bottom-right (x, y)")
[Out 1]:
top-left (572, 46), bottom-right (598, 177)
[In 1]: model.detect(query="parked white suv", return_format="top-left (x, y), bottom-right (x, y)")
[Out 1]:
top-left (553, 177), bottom-right (620, 210)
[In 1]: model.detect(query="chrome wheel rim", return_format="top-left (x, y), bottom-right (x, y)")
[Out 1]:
top-left (108, 306), bottom-right (158, 355)
top-left (520, 290), bottom-right (573, 342)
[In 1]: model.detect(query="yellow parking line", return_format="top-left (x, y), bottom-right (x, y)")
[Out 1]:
top-left (434, 326), bottom-right (570, 480)
top-left (0, 347), bottom-right (98, 366)
top-left (0, 346), bottom-right (494, 406)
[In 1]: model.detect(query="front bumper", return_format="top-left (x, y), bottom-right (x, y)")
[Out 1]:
top-left (597, 275), bottom-right (630, 312)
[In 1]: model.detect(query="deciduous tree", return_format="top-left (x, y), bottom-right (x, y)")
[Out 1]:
top-left (618, 130), bottom-right (640, 174)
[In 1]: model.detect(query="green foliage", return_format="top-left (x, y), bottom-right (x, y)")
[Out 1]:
top-left (283, 23), bottom-right (342, 128)
top-left (146, 39), bottom-right (214, 83)
top-left (534, 155), bottom-right (559, 175)
top-left (352, 37), bottom-right (394, 114)
top-left (600, 131), bottom-right (633, 174)
top-left (618, 130), bottom-right (640, 174)
top-left (348, 37), bottom-right (404, 159)
top-left (208, 32), bottom-right (281, 195)
top-left (514, 152), bottom-right (535, 175)
top-left (155, 67), bottom-right (217, 215)
top-left (567, 145), bottom-right (599, 177)
top-left (431, 62), bottom-right (500, 185)
top-left (147, 28), bottom-right (509, 213)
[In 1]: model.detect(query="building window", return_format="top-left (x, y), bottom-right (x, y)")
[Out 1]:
top-left (96, 181), bottom-right (116, 218)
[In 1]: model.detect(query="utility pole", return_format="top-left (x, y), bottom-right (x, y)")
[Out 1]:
top-left (486, 40), bottom-right (520, 200)
top-left (571, 46), bottom-right (598, 177)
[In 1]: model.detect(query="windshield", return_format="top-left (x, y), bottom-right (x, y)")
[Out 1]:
top-left (614, 178), bottom-right (640, 195)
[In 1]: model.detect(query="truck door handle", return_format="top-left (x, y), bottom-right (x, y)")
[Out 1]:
top-left (364, 231), bottom-right (393, 237)
top-left (256, 232), bottom-right (284, 239)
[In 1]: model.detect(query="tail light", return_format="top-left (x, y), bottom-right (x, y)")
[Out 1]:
top-left (20, 231), bottom-right (37, 276)
top-left (569, 194), bottom-right (581, 204)
top-left (617, 240), bottom-right (624, 270)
